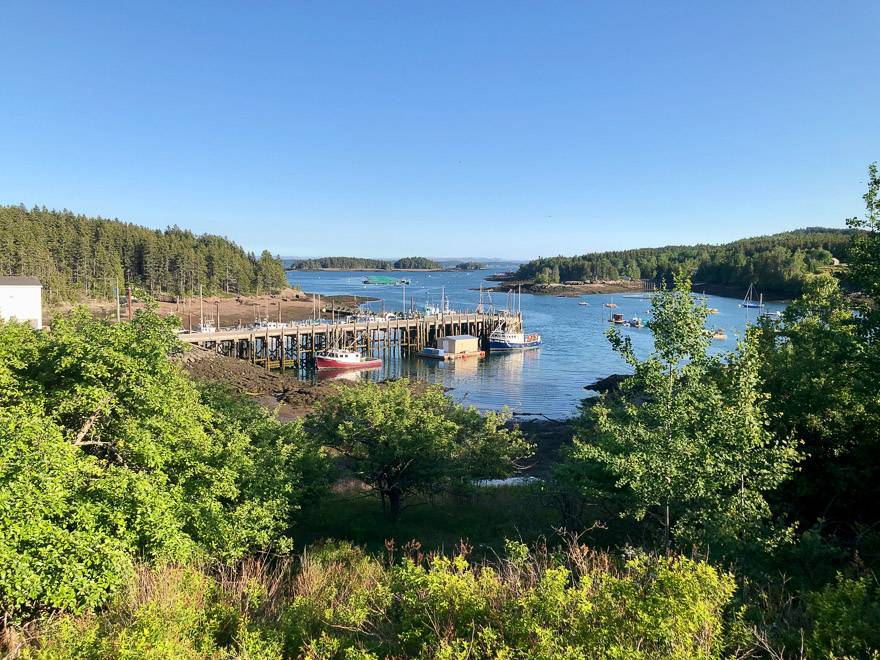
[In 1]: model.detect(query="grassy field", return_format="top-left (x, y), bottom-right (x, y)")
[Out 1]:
top-left (295, 482), bottom-right (562, 556)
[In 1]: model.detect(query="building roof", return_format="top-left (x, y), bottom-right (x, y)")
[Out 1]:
top-left (0, 276), bottom-right (41, 286)
top-left (443, 334), bottom-right (478, 340)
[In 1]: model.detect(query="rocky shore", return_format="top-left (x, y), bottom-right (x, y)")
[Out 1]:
top-left (484, 279), bottom-right (645, 297)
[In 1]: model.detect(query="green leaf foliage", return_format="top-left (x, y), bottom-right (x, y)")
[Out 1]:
top-left (569, 275), bottom-right (799, 556)
top-left (20, 542), bottom-right (735, 659)
top-left (307, 379), bottom-right (533, 520)
top-left (0, 310), bottom-right (327, 617)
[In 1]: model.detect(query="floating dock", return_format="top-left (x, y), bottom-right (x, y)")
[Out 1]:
top-left (418, 347), bottom-right (485, 361)
top-left (419, 334), bottom-right (485, 361)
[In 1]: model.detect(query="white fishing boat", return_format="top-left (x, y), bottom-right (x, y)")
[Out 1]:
top-left (489, 327), bottom-right (542, 351)
top-left (489, 286), bottom-right (542, 351)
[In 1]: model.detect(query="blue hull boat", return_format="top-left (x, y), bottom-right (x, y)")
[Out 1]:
top-left (489, 330), bottom-right (542, 351)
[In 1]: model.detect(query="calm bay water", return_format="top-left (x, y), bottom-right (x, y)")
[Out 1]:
top-left (287, 267), bottom-right (784, 419)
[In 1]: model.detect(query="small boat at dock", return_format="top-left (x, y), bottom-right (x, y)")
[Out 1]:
top-left (316, 349), bottom-right (382, 370)
top-left (489, 286), bottom-right (542, 351)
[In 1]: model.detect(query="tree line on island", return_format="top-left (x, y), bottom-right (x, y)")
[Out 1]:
top-left (2, 164), bottom-right (879, 657)
top-left (289, 256), bottom-right (486, 271)
top-left (0, 204), bottom-right (288, 303)
top-left (517, 227), bottom-right (855, 296)
top-left (289, 256), bottom-right (443, 270)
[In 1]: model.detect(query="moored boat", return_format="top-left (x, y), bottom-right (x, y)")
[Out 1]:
top-left (316, 349), bottom-right (382, 370)
top-left (489, 285), bottom-right (542, 351)
top-left (489, 328), bottom-right (542, 351)
top-left (740, 283), bottom-right (764, 309)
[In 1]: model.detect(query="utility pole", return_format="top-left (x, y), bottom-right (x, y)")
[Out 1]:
top-left (199, 284), bottom-right (204, 329)
top-left (126, 287), bottom-right (132, 321)
top-left (115, 278), bottom-right (121, 323)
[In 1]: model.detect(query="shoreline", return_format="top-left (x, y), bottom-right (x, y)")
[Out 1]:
top-left (486, 279), bottom-right (793, 302)
top-left (483, 280), bottom-right (646, 297)
top-left (178, 346), bottom-right (581, 475)
top-left (287, 267), bottom-right (484, 273)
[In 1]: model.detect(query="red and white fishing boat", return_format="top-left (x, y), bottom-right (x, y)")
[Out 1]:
top-left (315, 349), bottom-right (382, 370)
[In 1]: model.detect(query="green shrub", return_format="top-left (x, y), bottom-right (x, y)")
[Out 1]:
top-left (805, 573), bottom-right (880, 658)
top-left (16, 543), bottom-right (736, 659)
top-left (0, 312), bottom-right (327, 618)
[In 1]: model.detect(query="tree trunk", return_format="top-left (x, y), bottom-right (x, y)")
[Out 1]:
top-left (388, 488), bottom-right (402, 522)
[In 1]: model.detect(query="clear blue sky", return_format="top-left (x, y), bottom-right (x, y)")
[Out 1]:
top-left (2, 2), bottom-right (878, 259)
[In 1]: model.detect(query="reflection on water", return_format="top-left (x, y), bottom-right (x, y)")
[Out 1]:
top-left (315, 367), bottom-right (382, 383)
top-left (290, 268), bottom-right (785, 418)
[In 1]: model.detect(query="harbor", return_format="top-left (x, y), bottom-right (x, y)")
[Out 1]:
top-left (278, 268), bottom-right (786, 417)
top-left (170, 267), bottom-right (785, 418)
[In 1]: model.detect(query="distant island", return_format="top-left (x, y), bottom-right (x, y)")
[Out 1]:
top-left (454, 261), bottom-right (486, 271)
top-left (288, 256), bottom-right (443, 271)
top-left (495, 228), bottom-right (856, 299)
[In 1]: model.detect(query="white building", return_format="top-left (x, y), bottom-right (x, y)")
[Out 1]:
top-left (0, 277), bottom-right (43, 329)
top-left (439, 334), bottom-right (480, 354)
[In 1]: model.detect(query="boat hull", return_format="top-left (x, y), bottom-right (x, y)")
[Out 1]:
top-left (316, 356), bottom-right (383, 370)
top-left (489, 338), bottom-right (542, 351)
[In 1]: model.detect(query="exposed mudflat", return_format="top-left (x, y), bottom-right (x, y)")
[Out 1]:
top-left (46, 288), bottom-right (378, 328)
top-left (178, 346), bottom-right (342, 420)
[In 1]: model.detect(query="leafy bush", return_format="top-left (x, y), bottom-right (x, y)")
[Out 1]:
top-left (804, 574), bottom-right (880, 658)
top-left (17, 542), bottom-right (735, 659)
top-left (0, 310), bottom-right (327, 618)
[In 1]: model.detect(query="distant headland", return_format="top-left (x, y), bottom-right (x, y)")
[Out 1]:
top-left (286, 256), bottom-right (486, 272)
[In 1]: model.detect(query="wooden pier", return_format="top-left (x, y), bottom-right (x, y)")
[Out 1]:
top-left (177, 311), bottom-right (515, 370)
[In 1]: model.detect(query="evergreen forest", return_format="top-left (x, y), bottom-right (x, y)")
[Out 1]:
top-left (0, 205), bottom-right (288, 302)
top-left (517, 228), bottom-right (855, 295)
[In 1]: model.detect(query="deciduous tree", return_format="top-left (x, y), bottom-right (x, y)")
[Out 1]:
top-left (308, 379), bottom-right (532, 520)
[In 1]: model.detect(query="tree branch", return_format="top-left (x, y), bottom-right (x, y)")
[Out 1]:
top-left (72, 396), bottom-right (112, 446)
